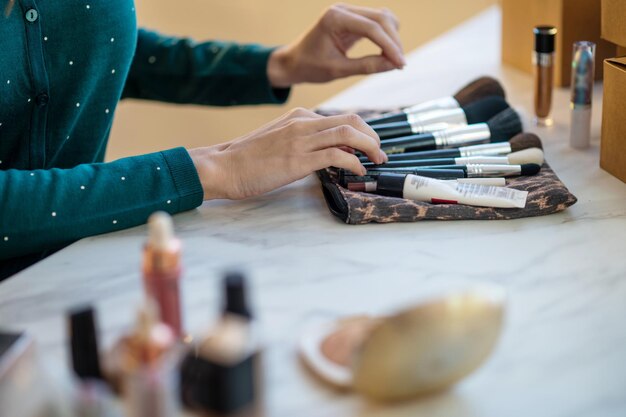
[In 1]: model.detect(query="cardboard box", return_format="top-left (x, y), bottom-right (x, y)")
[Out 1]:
top-left (601, 0), bottom-right (626, 48)
top-left (501, 0), bottom-right (615, 86)
top-left (600, 57), bottom-right (626, 183)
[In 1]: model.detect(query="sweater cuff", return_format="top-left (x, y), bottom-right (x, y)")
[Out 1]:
top-left (161, 147), bottom-right (204, 212)
top-left (245, 46), bottom-right (291, 104)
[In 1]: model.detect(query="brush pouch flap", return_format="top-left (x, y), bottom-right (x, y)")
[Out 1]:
top-left (316, 108), bottom-right (577, 225)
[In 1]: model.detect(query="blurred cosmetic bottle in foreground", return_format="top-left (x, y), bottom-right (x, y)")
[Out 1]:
top-left (115, 302), bottom-right (180, 417)
top-left (180, 272), bottom-right (263, 417)
top-left (68, 306), bottom-right (122, 417)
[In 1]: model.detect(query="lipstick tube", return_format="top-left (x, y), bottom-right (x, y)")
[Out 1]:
top-left (142, 212), bottom-right (183, 338)
top-left (533, 26), bottom-right (557, 126)
top-left (375, 174), bottom-right (528, 208)
top-left (570, 41), bottom-right (595, 149)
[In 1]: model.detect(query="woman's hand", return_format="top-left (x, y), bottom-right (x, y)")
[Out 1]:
top-left (188, 108), bottom-right (387, 200)
top-left (267, 3), bottom-right (405, 87)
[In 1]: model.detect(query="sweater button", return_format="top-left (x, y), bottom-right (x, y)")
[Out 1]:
top-left (25, 9), bottom-right (39, 23)
top-left (36, 93), bottom-right (49, 107)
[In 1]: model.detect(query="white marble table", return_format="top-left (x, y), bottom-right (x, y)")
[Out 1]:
top-left (1, 6), bottom-right (626, 417)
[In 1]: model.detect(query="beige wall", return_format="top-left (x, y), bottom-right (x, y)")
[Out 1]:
top-left (106, 0), bottom-right (495, 161)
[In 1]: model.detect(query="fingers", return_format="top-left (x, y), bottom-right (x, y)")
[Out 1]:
top-left (309, 147), bottom-right (367, 176)
top-left (275, 107), bottom-right (323, 131)
top-left (300, 113), bottom-right (380, 144)
top-left (308, 123), bottom-right (386, 165)
top-left (336, 4), bottom-right (403, 53)
top-left (331, 6), bottom-right (405, 68)
top-left (341, 54), bottom-right (398, 77)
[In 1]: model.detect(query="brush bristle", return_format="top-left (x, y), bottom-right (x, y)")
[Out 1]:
top-left (507, 148), bottom-right (544, 165)
top-left (486, 108), bottom-right (523, 142)
top-left (509, 133), bottom-right (543, 151)
top-left (463, 96), bottom-right (509, 124)
top-left (520, 163), bottom-right (542, 176)
top-left (453, 77), bottom-right (506, 106)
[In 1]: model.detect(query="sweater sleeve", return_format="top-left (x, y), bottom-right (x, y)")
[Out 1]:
top-left (121, 29), bottom-right (291, 106)
top-left (0, 147), bottom-right (203, 261)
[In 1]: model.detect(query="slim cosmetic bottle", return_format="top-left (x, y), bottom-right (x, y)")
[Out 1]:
top-left (180, 272), bottom-right (262, 416)
top-left (143, 212), bottom-right (184, 338)
top-left (570, 41), bottom-right (595, 149)
top-left (68, 306), bottom-right (122, 417)
top-left (117, 302), bottom-right (179, 417)
top-left (533, 26), bottom-right (557, 126)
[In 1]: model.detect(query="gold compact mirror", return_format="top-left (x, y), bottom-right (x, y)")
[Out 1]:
top-left (299, 285), bottom-right (505, 401)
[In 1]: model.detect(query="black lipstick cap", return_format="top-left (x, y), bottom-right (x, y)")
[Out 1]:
top-left (223, 271), bottom-right (252, 320)
top-left (534, 26), bottom-right (557, 53)
top-left (375, 173), bottom-right (407, 197)
top-left (68, 306), bottom-right (103, 380)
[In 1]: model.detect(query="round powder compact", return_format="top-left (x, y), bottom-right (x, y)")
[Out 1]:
top-left (298, 285), bottom-right (506, 401)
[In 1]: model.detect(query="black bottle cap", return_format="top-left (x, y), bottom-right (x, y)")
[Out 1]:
top-left (223, 271), bottom-right (251, 320)
top-left (375, 173), bottom-right (407, 197)
top-left (534, 26), bottom-right (557, 53)
top-left (68, 306), bottom-right (103, 380)
top-left (180, 351), bottom-right (256, 414)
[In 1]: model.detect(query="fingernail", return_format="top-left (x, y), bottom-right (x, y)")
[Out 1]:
top-left (360, 165), bottom-right (367, 176)
top-left (380, 150), bottom-right (388, 163)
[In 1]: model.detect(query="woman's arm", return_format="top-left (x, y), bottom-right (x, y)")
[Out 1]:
top-left (121, 30), bottom-right (291, 106)
top-left (122, 4), bottom-right (404, 105)
top-left (0, 148), bottom-right (203, 261)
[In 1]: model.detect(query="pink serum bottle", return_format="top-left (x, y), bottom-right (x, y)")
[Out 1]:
top-left (142, 212), bottom-right (184, 338)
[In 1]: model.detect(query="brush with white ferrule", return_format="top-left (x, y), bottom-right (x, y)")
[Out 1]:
top-left (366, 77), bottom-right (506, 125)
top-left (373, 96), bottom-right (510, 140)
top-left (363, 148), bottom-right (544, 169)
top-left (345, 177), bottom-right (506, 193)
top-left (380, 108), bottom-right (523, 154)
top-left (361, 132), bottom-right (542, 163)
top-left (369, 163), bottom-right (542, 178)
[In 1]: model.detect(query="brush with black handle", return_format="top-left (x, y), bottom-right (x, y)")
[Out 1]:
top-left (368, 163), bottom-right (542, 178)
top-left (379, 108), bottom-right (522, 154)
top-left (360, 133), bottom-right (541, 163)
top-left (366, 76), bottom-right (506, 125)
top-left (373, 96), bottom-right (510, 140)
top-left (362, 147), bottom-right (544, 169)
top-left (338, 168), bottom-right (466, 188)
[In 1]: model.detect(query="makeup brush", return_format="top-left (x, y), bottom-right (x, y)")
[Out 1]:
top-left (366, 76), bottom-right (506, 125)
top-left (360, 133), bottom-right (542, 163)
top-left (368, 163), bottom-right (542, 178)
top-left (338, 168), bottom-right (466, 188)
top-left (380, 108), bottom-right (522, 154)
top-left (373, 96), bottom-right (509, 140)
top-left (347, 177), bottom-right (506, 192)
top-left (363, 148), bottom-right (544, 169)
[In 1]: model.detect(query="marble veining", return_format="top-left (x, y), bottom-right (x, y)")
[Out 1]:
top-left (1, 6), bottom-right (626, 417)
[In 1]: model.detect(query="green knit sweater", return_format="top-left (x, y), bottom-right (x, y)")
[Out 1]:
top-left (0, 1), bottom-right (289, 279)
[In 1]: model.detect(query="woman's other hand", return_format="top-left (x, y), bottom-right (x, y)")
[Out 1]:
top-left (188, 108), bottom-right (387, 200)
top-left (267, 3), bottom-right (404, 87)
